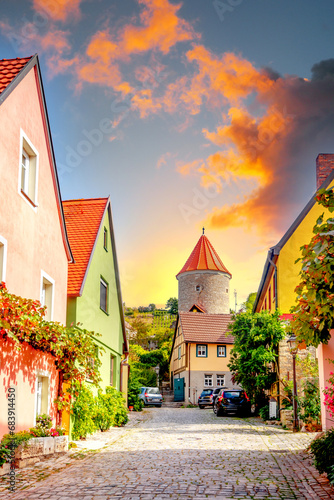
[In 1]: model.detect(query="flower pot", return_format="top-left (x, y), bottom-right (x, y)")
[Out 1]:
top-left (128, 406), bottom-right (133, 411)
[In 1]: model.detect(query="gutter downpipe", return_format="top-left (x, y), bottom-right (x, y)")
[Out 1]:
top-left (268, 253), bottom-right (278, 310)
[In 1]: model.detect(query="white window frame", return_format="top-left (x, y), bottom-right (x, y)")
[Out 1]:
top-left (40, 270), bottom-right (55, 321)
top-left (216, 374), bottom-right (225, 387)
top-left (204, 374), bottom-right (213, 387)
top-left (34, 370), bottom-right (50, 423)
top-left (18, 129), bottom-right (39, 211)
top-left (0, 235), bottom-right (7, 283)
top-left (197, 344), bottom-right (207, 357)
top-left (178, 346), bottom-right (181, 359)
top-left (217, 345), bottom-right (226, 357)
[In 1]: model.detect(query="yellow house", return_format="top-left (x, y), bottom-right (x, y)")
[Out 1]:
top-left (253, 154), bottom-right (334, 429)
top-left (170, 231), bottom-right (236, 403)
top-left (170, 312), bottom-right (234, 403)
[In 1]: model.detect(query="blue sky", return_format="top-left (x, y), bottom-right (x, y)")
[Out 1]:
top-left (1, 0), bottom-right (334, 307)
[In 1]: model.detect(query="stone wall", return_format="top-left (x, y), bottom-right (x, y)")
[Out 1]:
top-left (15, 435), bottom-right (68, 468)
top-left (178, 270), bottom-right (231, 314)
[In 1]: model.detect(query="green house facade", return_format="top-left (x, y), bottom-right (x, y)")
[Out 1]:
top-left (63, 198), bottom-right (128, 398)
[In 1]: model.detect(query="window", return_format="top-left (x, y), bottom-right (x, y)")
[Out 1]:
top-left (110, 355), bottom-right (114, 386)
top-left (19, 131), bottom-right (39, 207)
top-left (197, 344), bottom-right (207, 357)
top-left (217, 374), bottom-right (225, 387)
top-left (40, 271), bottom-right (54, 321)
top-left (195, 285), bottom-right (202, 292)
top-left (268, 286), bottom-right (272, 310)
top-left (103, 227), bottom-right (108, 251)
top-left (204, 374), bottom-right (213, 387)
top-left (178, 346), bottom-right (181, 359)
top-left (0, 236), bottom-right (7, 283)
top-left (35, 374), bottom-right (49, 417)
top-left (217, 345), bottom-right (226, 357)
top-left (100, 278), bottom-right (108, 313)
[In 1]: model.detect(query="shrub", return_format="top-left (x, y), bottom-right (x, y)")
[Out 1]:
top-left (0, 442), bottom-right (12, 467)
top-left (105, 387), bottom-right (128, 426)
top-left (1, 431), bottom-right (32, 450)
top-left (299, 380), bottom-right (321, 425)
top-left (128, 375), bottom-right (143, 412)
top-left (310, 429), bottom-right (334, 475)
top-left (259, 405), bottom-right (270, 421)
top-left (71, 384), bottom-right (97, 440)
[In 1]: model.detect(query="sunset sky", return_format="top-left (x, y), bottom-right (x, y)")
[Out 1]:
top-left (1, 0), bottom-right (334, 308)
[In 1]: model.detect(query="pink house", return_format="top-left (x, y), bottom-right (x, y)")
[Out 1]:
top-left (0, 55), bottom-right (73, 438)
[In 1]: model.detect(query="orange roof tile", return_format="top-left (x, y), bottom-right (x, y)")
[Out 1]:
top-left (63, 198), bottom-right (108, 296)
top-left (177, 234), bottom-right (232, 277)
top-left (179, 312), bottom-right (234, 344)
top-left (0, 56), bottom-right (32, 94)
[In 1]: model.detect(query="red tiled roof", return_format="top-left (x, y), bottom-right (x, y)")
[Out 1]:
top-left (179, 312), bottom-right (234, 344)
top-left (63, 198), bottom-right (108, 296)
top-left (177, 235), bottom-right (231, 277)
top-left (0, 56), bottom-right (32, 94)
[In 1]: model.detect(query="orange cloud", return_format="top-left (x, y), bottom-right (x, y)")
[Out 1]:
top-left (122, 0), bottom-right (198, 55)
top-left (32, 0), bottom-right (82, 22)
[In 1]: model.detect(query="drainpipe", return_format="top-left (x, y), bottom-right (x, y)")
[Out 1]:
top-left (268, 255), bottom-right (278, 310)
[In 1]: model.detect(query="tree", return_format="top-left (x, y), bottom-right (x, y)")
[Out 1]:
top-left (291, 187), bottom-right (334, 346)
top-left (241, 292), bottom-right (257, 313)
top-left (166, 297), bottom-right (178, 315)
top-left (148, 303), bottom-right (156, 312)
top-left (127, 316), bottom-right (152, 347)
top-left (228, 310), bottom-right (285, 408)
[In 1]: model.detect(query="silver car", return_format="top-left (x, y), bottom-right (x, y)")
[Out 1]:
top-left (139, 387), bottom-right (163, 407)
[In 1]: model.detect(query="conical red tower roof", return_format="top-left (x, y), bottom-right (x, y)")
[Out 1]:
top-left (177, 234), bottom-right (232, 277)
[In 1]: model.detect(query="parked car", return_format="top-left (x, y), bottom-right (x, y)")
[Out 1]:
top-left (213, 389), bottom-right (251, 417)
top-left (198, 388), bottom-right (221, 408)
top-left (139, 387), bottom-right (163, 407)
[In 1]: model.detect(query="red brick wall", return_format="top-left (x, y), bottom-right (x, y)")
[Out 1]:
top-left (316, 154), bottom-right (334, 189)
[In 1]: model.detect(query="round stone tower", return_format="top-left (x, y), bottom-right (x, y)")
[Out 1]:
top-left (176, 231), bottom-right (231, 314)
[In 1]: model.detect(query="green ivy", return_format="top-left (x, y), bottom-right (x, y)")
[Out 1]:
top-left (291, 187), bottom-right (334, 346)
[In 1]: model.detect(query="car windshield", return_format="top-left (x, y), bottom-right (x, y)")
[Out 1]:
top-left (147, 388), bottom-right (160, 394)
top-left (201, 390), bottom-right (213, 396)
top-left (223, 391), bottom-right (242, 398)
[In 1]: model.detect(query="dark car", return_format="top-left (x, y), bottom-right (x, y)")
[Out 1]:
top-left (213, 389), bottom-right (251, 417)
top-left (138, 387), bottom-right (163, 407)
top-left (198, 388), bottom-right (221, 408)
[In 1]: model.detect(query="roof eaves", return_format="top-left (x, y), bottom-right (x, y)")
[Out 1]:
top-left (107, 201), bottom-right (129, 353)
top-left (253, 169), bottom-right (334, 312)
top-left (34, 56), bottom-right (73, 263)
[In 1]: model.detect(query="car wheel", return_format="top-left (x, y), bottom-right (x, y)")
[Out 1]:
top-left (213, 404), bottom-right (217, 414)
top-left (155, 404), bottom-right (162, 407)
top-left (216, 408), bottom-right (223, 417)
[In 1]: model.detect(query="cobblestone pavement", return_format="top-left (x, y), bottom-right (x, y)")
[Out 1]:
top-left (2, 408), bottom-right (334, 499)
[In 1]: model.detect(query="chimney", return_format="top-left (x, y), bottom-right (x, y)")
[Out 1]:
top-left (316, 154), bottom-right (334, 190)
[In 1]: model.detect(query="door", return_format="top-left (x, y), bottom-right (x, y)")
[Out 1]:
top-left (174, 377), bottom-right (184, 402)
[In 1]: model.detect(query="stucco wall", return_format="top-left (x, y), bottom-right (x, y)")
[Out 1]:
top-left (318, 335), bottom-right (334, 431)
top-left (0, 338), bottom-right (58, 439)
top-left (178, 270), bottom-right (230, 314)
top-left (0, 66), bottom-right (69, 324)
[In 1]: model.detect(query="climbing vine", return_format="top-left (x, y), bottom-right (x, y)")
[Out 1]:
top-left (0, 282), bottom-right (102, 410)
top-left (291, 187), bottom-right (334, 346)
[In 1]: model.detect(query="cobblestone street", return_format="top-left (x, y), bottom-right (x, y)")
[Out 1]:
top-left (2, 408), bottom-right (334, 499)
